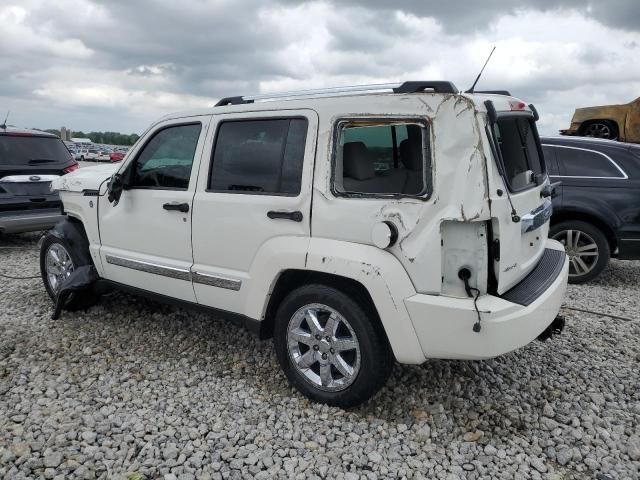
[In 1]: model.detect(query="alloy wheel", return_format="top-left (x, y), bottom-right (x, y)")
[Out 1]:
top-left (552, 229), bottom-right (599, 278)
top-left (584, 123), bottom-right (613, 139)
top-left (45, 243), bottom-right (75, 295)
top-left (287, 303), bottom-right (361, 392)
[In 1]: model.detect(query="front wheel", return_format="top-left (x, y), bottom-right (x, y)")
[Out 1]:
top-left (273, 284), bottom-right (393, 408)
top-left (550, 220), bottom-right (610, 284)
top-left (40, 232), bottom-right (97, 310)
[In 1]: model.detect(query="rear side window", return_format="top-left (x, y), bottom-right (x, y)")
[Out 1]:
top-left (0, 135), bottom-right (71, 165)
top-left (555, 146), bottom-right (626, 178)
top-left (209, 118), bottom-right (308, 195)
top-left (334, 121), bottom-right (429, 197)
top-left (494, 117), bottom-right (544, 191)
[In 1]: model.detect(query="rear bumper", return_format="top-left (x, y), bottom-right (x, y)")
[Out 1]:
top-left (405, 240), bottom-right (569, 360)
top-left (0, 209), bottom-right (65, 234)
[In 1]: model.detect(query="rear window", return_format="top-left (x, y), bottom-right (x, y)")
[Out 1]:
top-left (0, 135), bottom-right (71, 166)
top-left (493, 117), bottom-right (544, 191)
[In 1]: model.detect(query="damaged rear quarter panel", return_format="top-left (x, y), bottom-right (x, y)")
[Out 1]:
top-left (311, 94), bottom-right (491, 295)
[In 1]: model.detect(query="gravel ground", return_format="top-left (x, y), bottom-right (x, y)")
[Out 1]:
top-left (1, 232), bottom-right (639, 480)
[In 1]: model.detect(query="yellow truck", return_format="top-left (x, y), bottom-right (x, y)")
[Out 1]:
top-left (560, 97), bottom-right (640, 143)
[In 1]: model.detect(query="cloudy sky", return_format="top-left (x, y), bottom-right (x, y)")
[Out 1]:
top-left (2, 0), bottom-right (639, 135)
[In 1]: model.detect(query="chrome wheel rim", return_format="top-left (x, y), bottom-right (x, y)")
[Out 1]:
top-left (287, 303), bottom-right (361, 392)
top-left (45, 243), bottom-right (75, 294)
top-left (552, 229), bottom-right (599, 278)
top-left (585, 123), bottom-right (612, 139)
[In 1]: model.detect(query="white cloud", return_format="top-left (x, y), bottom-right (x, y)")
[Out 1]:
top-left (1, 0), bottom-right (639, 137)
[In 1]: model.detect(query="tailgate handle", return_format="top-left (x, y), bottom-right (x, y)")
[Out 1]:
top-left (267, 210), bottom-right (303, 222)
top-left (541, 181), bottom-right (561, 199)
top-left (163, 202), bottom-right (189, 213)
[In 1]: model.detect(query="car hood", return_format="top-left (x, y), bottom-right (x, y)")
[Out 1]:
top-left (52, 163), bottom-right (120, 193)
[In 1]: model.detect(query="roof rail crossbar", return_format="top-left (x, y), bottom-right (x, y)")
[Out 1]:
top-left (215, 96), bottom-right (253, 107)
top-left (393, 81), bottom-right (458, 94)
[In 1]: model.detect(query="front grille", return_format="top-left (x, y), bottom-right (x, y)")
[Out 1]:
top-left (501, 248), bottom-right (566, 306)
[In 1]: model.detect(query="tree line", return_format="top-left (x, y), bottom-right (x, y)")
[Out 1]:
top-left (42, 129), bottom-right (140, 146)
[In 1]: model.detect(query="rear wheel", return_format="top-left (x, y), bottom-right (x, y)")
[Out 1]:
top-left (550, 220), bottom-right (610, 284)
top-left (581, 120), bottom-right (618, 140)
top-left (273, 284), bottom-right (393, 407)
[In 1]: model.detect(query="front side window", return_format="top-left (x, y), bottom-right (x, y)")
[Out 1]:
top-left (209, 118), bottom-right (308, 195)
top-left (334, 121), bottom-right (429, 196)
top-left (556, 147), bottom-right (625, 178)
top-left (494, 116), bottom-right (544, 191)
top-left (130, 123), bottom-right (201, 190)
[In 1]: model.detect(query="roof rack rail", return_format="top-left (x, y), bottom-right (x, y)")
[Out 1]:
top-left (215, 96), bottom-right (253, 107)
top-left (393, 81), bottom-right (457, 94)
top-left (214, 80), bottom-right (459, 106)
top-left (472, 90), bottom-right (512, 96)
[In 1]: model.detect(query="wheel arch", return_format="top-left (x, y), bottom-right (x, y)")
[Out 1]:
top-left (551, 210), bottom-right (617, 254)
top-left (578, 118), bottom-right (620, 137)
top-left (263, 269), bottom-right (383, 339)
top-left (258, 238), bottom-right (426, 365)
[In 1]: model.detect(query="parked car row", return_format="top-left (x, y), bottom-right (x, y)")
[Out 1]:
top-left (69, 145), bottom-right (129, 163)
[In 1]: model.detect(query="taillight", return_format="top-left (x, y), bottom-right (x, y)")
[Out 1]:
top-left (509, 100), bottom-right (527, 111)
top-left (63, 163), bottom-right (79, 174)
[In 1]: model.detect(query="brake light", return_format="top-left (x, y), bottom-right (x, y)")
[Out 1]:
top-left (63, 163), bottom-right (79, 174)
top-left (509, 100), bottom-right (527, 111)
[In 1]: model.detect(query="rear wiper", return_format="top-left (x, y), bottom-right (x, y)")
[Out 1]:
top-left (28, 159), bottom-right (57, 164)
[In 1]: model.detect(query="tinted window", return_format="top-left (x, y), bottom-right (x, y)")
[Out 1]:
top-left (0, 135), bottom-right (71, 165)
top-left (494, 117), bottom-right (543, 191)
top-left (209, 118), bottom-right (308, 195)
top-left (335, 122), bottom-right (428, 196)
top-left (130, 123), bottom-right (201, 190)
top-left (556, 147), bottom-right (624, 178)
top-left (542, 146), bottom-right (559, 175)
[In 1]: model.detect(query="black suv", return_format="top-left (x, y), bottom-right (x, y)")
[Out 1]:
top-left (0, 127), bottom-right (78, 234)
top-left (542, 136), bottom-right (640, 283)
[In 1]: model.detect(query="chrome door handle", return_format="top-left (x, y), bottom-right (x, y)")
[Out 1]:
top-left (163, 202), bottom-right (189, 213)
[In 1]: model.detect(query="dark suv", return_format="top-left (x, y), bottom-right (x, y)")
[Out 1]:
top-left (542, 136), bottom-right (640, 283)
top-left (0, 127), bottom-right (78, 234)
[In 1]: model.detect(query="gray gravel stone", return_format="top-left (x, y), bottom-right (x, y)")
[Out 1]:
top-left (0, 234), bottom-right (638, 480)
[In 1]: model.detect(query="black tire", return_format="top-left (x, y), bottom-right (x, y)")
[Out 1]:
top-left (580, 120), bottom-right (618, 140)
top-left (550, 220), bottom-right (610, 284)
top-left (80, 156), bottom-right (84, 161)
top-left (273, 284), bottom-right (393, 408)
top-left (40, 230), bottom-right (98, 310)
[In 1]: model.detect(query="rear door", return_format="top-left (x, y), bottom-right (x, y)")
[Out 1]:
top-left (99, 117), bottom-right (210, 302)
top-left (486, 114), bottom-right (551, 293)
top-left (191, 110), bottom-right (317, 316)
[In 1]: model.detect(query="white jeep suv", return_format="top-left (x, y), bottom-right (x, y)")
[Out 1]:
top-left (40, 82), bottom-right (569, 407)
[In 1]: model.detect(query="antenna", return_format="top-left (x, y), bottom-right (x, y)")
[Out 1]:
top-left (0, 110), bottom-right (9, 130)
top-left (467, 46), bottom-right (496, 93)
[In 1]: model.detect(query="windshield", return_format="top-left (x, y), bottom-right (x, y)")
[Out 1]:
top-left (493, 116), bottom-right (544, 191)
top-left (0, 135), bottom-right (71, 165)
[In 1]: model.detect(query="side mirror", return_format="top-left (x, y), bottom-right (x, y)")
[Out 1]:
top-left (107, 173), bottom-right (124, 205)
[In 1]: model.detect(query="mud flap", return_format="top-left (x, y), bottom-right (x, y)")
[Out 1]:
top-left (52, 265), bottom-right (99, 320)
